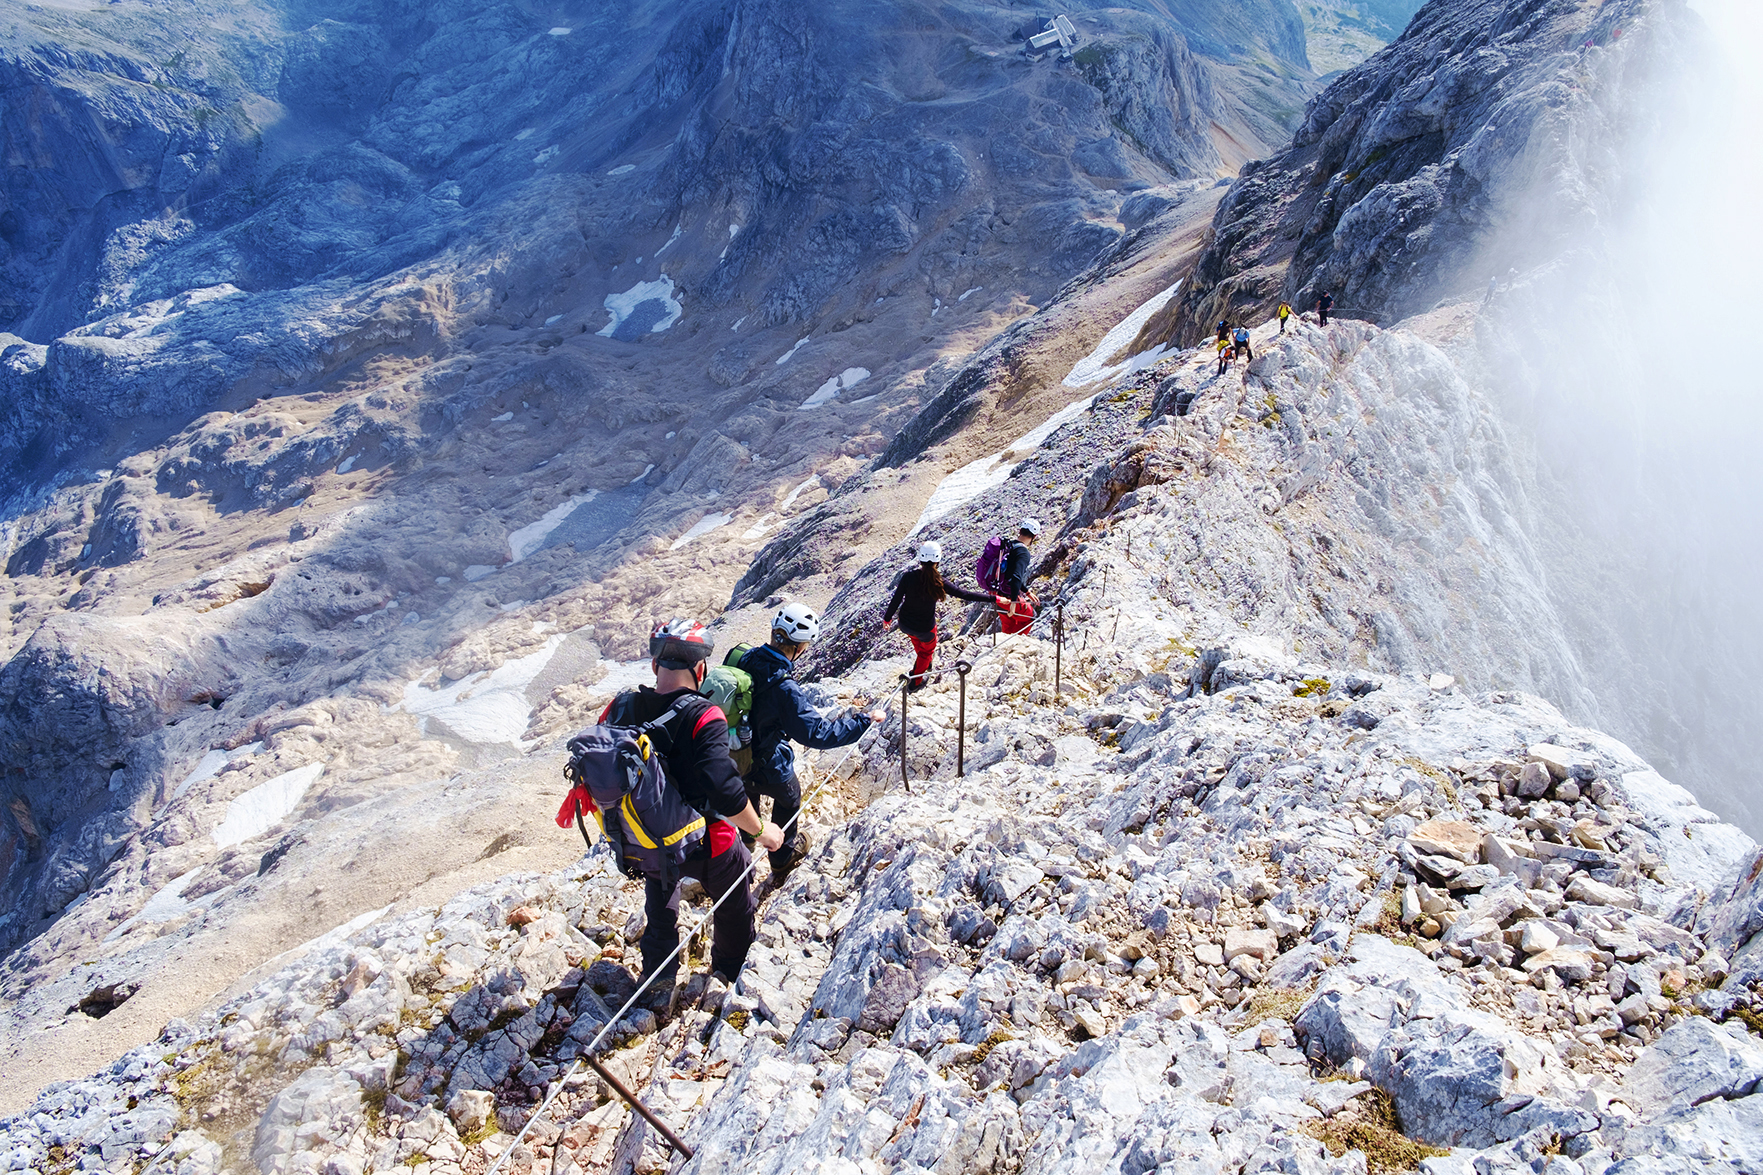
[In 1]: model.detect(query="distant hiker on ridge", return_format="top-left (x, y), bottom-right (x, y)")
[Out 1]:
top-left (1232, 324), bottom-right (1253, 362)
top-left (883, 540), bottom-right (992, 692)
top-left (1316, 291), bottom-right (1334, 326)
top-left (738, 604), bottom-right (881, 880)
top-left (574, 620), bottom-right (784, 1013)
top-left (1277, 301), bottom-right (1293, 333)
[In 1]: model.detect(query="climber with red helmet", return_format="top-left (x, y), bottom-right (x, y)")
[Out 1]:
top-left (598, 619), bottom-right (784, 1010)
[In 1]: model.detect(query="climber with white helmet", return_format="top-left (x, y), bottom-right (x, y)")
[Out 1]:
top-left (737, 602), bottom-right (882, 879)
top-left (882, 539), bottom-right (993, 691)
top-left (998, 518), bottom-right (1042, 635)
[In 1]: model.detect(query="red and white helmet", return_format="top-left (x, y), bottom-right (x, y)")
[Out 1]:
top-left (650, 618), bottom-right (715, 669)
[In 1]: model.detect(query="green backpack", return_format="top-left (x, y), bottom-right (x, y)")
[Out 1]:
top-left (704, 645), bottom-right (755, 774)
top-left (703, 664), bottom-right (752, 745)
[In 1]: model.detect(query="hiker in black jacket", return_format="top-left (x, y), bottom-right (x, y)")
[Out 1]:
top-left (883, 540), bottom-right (991, 690)
top-left (600, 620), bottom-right (783, 1009)
top-left (1004, 518), bottom-right (1040, 602)
top-left (998, 518), bottom-right (1041, 634)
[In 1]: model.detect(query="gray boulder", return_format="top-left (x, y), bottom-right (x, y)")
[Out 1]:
top-left (1296, 934), bottom-right (1587, 1148)
top-left (1619, 1018), bottom-right (1763, 1118)
top-left (1368, 1008), bottom-right (1595, 1148)
top-left (1605, 1092), bottom-right (1763, 1174)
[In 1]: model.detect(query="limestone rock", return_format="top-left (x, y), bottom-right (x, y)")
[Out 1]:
top-left (1566, 876), bottom-right (1639, 910)
top-left (1223, 928), bottom-right (1278, 964)
top-left (1519, 922), bottom-right (1559, 956)
top-left (1518, 762), bottom-right (1554, 799)
top-left (1620, 1018), bottom-right (1763, 1117)
top-left (1523, 948), bottom-right (1596, 984)
top-left (1409, 820), bottom-right (1484, 864)
top-left (446, 1089), bottom-right (494, 1136)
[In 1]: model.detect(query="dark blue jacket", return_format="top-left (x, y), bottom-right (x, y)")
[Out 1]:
top-left (738, 644), bottom-right (871, 789)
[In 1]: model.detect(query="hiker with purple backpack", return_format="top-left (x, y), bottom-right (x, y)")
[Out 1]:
top-left (977, 518), bottom-right (1041, 635)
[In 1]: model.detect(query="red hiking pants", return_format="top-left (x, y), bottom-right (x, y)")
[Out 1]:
top-left (907, 630), bottom-right (937, 685)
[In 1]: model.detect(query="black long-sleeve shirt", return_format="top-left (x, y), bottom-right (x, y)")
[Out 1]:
top-left (602, 687), bottom-right (747, 819)
top-left (883, 565), bottom-right (992, 637)
top-left (1002, 540), bottom-right (1035, 600)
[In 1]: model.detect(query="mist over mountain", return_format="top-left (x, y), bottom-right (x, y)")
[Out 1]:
top-left (1144, 0), bottom-right (1761, 833)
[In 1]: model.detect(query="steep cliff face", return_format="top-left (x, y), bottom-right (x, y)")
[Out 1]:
top-left (1129, 0), bottom-right (1762, 836)
top-left (1161, 0), bottom-right (1692, 341)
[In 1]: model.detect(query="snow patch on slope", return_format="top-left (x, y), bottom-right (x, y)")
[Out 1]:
top-left (597, 277), bottom-right (681, 339)
top-left (507, 494), bottom-right (596, 562)
top-left (780, 476), bottom-right (820, 512)
top-left (1063, 282), bottom-right (1180, 387)
top-left (910, 395), bottom-right (1100, 534)
top-left (211, 763), bottom-right (325, 848)
top-left (669, 512), bottom-right (733, 550)
top-left (172, 743), bottom-right (263, 802)
top-left (799, 367), bottom-right (871, 410)
top-left (398, 635), bottom-right (568, 746)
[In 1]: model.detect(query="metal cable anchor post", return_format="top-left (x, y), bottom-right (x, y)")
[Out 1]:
top-left (1054, 600), bottom-right (1064, 700)
top-left (582, 1053), bottom-right (693, 1159)
top-left (897, 672), bottom-right (912, 793)
top-left (954, 660), bottom-right (973, 777)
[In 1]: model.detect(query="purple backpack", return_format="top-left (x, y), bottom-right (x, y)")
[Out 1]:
top-left (975, 536), bottom-right (1006, 594)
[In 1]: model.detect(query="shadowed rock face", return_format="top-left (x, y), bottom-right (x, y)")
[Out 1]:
top-left (1159, 0), bottom-right (1696, 342)
top-left (0, 0), bottom-right (1320, 489)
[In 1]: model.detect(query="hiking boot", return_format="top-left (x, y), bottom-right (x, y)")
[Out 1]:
top-left (769, 832), bottom-right (812, 881)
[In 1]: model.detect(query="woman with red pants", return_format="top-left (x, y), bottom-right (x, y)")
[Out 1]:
top-left (882, 541), bottom-right (993, 691)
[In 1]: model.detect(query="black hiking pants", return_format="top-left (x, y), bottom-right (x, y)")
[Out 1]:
top-left (641, 837), bottom-right (757, 985)
top-left (744, 769), bottom-right (803, 874)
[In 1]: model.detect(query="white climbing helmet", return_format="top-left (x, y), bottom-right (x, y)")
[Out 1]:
top-left (772, 600), bottom-right (820, 644)
top-left (1019, 517), bottom-right (1042, 537)
top-left (916, 540), bottom-right (942, 563)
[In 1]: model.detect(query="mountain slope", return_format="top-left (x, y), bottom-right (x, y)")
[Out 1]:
top-left (0, 0), bottom-right (1351, 1113)
top-left (1159, 0), bottom-right (1688, 340)
top-left (2, 328), bottom-right (1760, 1171)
